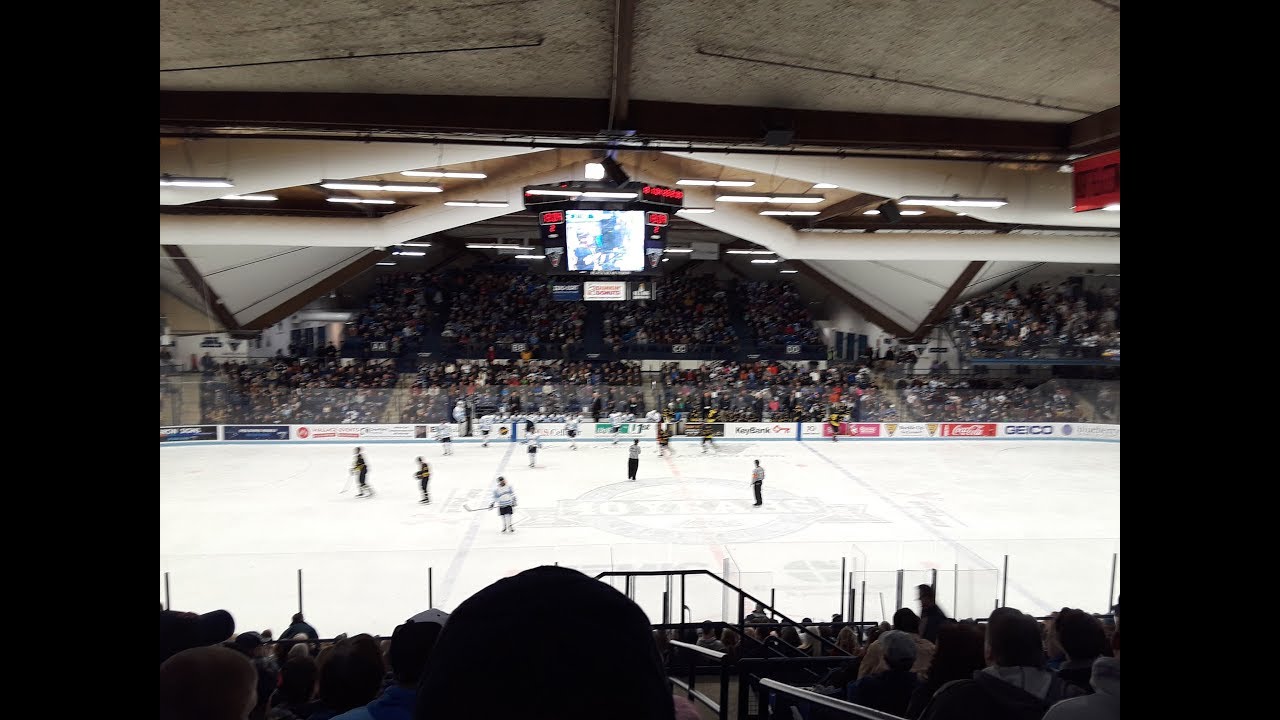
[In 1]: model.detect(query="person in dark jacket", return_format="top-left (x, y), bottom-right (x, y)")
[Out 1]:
top-left (1051, 609), bottom-right (1108, 693)
top-left (283, 612), bottom-right (317, 641)
top-left (848, 630), bottom-right (920, 717)
top-left (917, 584), bottom-right (950, 644)
top-left (266, 656), bottom-right (320, 720)
top-left (920, 608), bottom-right (1085, 720)
top-left (332, 621), bottom-right (442, 720)
top-left (906, 622), bottom-right (986, 719)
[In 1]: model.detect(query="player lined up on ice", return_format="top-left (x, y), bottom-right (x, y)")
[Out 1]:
top-left (610, 411), bottom-right (623, 444)
top-left (435, 421), bottom-right (454, 455)
top-left (479, 414), bottom-right (494, 447)
top-left (566, 415), bottom-right (580, 449)
top-left (352, 447), bottom-right (373, 498)
top-left (491, 476), bottom-right (517, 533)
top-left (702, 408), bottom-right (718, 453)
top-left (657, 423), bottom-right (672, 456)
top-left (527, 432), bottom-right (540, 467)
top-left (416, 458), bottom-right (431, 504)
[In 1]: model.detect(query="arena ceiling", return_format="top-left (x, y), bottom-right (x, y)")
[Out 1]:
top-left (160, 0), bottom-right (1119, 340)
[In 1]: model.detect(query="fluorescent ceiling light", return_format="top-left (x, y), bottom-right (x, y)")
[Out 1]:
top-left (444, 200), bottom-right (510, 208)
top-left (662, 258), bottom-right (670, 262)
top-left (678, 179), bottom-right (756, 187)
top-left (664, 247), bottom-right (695, 254)
top-left (900, 210), bottom-right (926, 216)
top-left (779, 269), bottom-right (799, 274)
top-left (760, 210), bottom-right (820, 216)
top-left (812, 183), bottom-right (839, 189)
top-left (514, 254), bottom-right (546, 260)
top-left (321, 180), bottom-right (442, 192)
top-left (160, 176), bottom-right (233, 188)
top-left (676, 208), bottom-right (715, 214)
top-left (402, 242), bottom-right (432, 247)
top-left (898, 195), bottom-right (1008, 208)
top-left (717, 194), bottom-right (824, 204)
top-left (1103, 204), bottom-right (1120, 211)
top-left (376, 262), bottom-right (396, 266)
top-left (327, 197), bottom-right (395, 205)
top-left (393, 251), bottom-right (427, 256)
top-left (466, 243), bottom-right (534, 251)
top-left (525, 189), bottom-right (583, 197)
top-left (581, 191), bottom-right (638, 199)
top-left (585, 163), bottom-right (605, 180)
top-left (863, 210), bottom-right (880, 215)
top-left (401, 170), bottom-right (487, 179)
top-left (751, 259), bottom-right (782, 264)
top-left (725, 250), bottom-right (775, 255)
top-left (220, 194), bottom-right (277, 201)
top-left (956, 212), bottom-right (968, 217)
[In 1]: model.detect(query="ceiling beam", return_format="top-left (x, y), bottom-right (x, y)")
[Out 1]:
top-left (907, 261), bottom-right (987, 342)
top-left (791, 260), bottom-right (912, 338)
top-left (608, 0), bottom-right (636, 128)
top-left (1069, 105), bottom-right (1119, 156)
top-left (242, 250), bottom-right (390, 330)
top-left (814, 193), bottom-right (883, 222)
top-left (162, 245), bottom-right (241, 330)
top-left (162, 91), bottom-right (1077, 155)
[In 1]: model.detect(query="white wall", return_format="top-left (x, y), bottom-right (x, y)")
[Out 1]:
top-left (173, 333), bottom-right (250, 367)
top-left (248, 316), bottom-right (346, 359)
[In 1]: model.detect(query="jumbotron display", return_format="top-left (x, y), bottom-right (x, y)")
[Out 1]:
top-left (525, 181), bottom-right (679, 275)
top-left (566, 211), bottom-right (646, 272)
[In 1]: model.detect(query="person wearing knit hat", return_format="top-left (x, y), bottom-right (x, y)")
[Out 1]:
top-left (415, 566), bottom-right (675, 720)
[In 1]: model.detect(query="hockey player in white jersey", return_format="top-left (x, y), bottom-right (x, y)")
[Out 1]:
top-left (479, 415), bottom-right (495, 447)
top-left (435, 422), bottom-right (454, 455)
top-left (610, 412), bottom-right (623, 445)
top-left (566, 415), bottom-right (581, 450)
top-left (490, 476), bottom-right (517, 533)
top-left (526, 432), bottom-right (540, 467)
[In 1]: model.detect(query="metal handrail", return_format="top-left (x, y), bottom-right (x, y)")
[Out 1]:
top-left (756, 677), bottom-right (906, 720)
top-left (670, 639), bottom-right (727, 660)
top-left (669, 677), bottom-right (720, 714)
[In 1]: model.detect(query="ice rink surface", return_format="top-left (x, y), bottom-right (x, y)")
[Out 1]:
top-left (160, 438), bottom-right (1119, 636)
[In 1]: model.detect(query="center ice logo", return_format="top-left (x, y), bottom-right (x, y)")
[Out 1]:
top-left (515, 477), bottom-right (888, 542)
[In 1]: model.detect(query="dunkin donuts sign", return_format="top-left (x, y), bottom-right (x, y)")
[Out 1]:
top-left (938, 423), bottom-right (997, 437)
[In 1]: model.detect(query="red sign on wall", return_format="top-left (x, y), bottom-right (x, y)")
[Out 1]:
top-left (1072, 150), bottom-right (1120, 212)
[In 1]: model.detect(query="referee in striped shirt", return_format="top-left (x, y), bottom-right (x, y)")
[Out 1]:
top-left (627, 439), bottom-right (641, 481)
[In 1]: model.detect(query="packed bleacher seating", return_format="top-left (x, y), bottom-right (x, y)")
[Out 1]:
top-left (201, 358), bottom-right (399, 425)
top-left (348, 272), bottom-right (446, 344)
top-left (658, 360), bottom-right (895, 422)
top-left (895, 376), bottom-right (1091, 423)
top-left (439, 270), bottom-right (585, 355)
top-left (160, 568), bottom-right (1118, 720)
top-left (734, 279), bottom-right (821, 346)
top-left (951, 281), bottom-right (1120, 360)
top-left (601, 275), bottom-right (736, 351)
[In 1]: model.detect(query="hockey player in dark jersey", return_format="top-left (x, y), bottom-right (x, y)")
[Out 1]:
top-left (829, 412), bottom-right (841, 442)
top-left (416, 457), bottom-right (431, 504)
top-left (657, 423), bottom-right (671, 457)
top-left (352, 447), bottom-right (373, 498)
top-left (701, 409), bottom-right (718, 454)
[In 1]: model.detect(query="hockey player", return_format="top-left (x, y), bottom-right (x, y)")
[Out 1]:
top-left (657, 423), bottom-right (671, 457)
top-left (416, 457), bottom-right (431, 504)
top-left (627, 439), bottom-right (641, 481)
top-left (566, 415), bottom-right (581, 450)
top-left (610, 411), bottom-right (623, 445)
top-left (352, 447), bottom-right (373, 498)
top-left (527, 432), bottom-right (540, 467)
top-left (436, 422), bottom-right (454, 455)
top-left (479, 415), bottom-right (494, 447)
top-left (829, 411), bottom-right (841, 442)
top-left (750, 460), bottom-right (764, 507)
top-left (701, 409), bottom-right (718, 454)
top-left (490, 476), bottom-right (517, 533)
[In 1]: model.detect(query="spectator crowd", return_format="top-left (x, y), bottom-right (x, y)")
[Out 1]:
top-left (602, 275), bottom-right (736, 351)
top-left (734, 280), bottom-right (821, 347)
top-left (201, 358), bottom-right (399, 425)
top-left (951, 280), bottom-right (1120, 360)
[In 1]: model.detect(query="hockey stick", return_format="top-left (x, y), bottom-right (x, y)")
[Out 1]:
top-left (340, 471), bottom-right (354, 494)
top-left (462, 503), bottom-right (490, 512)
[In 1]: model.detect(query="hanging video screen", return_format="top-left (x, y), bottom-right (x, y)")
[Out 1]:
top-left (565, 210), bottom-right (646, 272)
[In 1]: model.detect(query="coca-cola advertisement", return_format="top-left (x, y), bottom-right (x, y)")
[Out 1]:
top-left (939, 423), bottom-right (997, 437)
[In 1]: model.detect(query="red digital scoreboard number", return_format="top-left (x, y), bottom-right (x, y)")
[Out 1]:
top-left (646, 212), bottom-right (669, 226)
top-left (539, 210), bottom-right (565, 225)
top-left (642, 185), bottom-right (684, 203)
